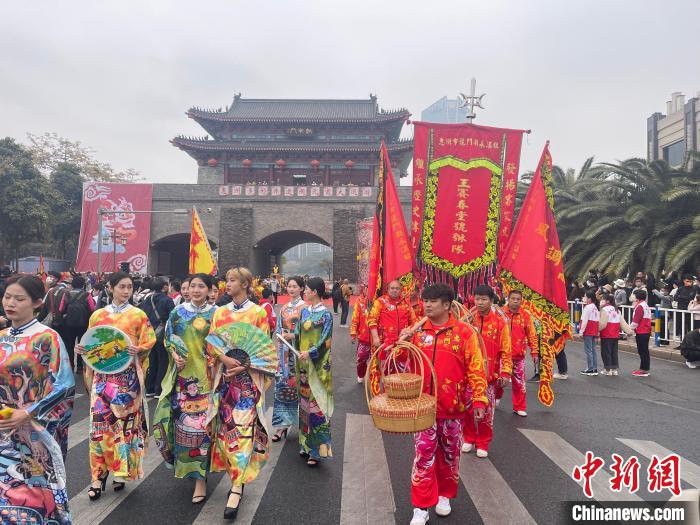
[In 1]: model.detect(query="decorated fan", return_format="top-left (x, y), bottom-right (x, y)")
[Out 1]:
top-left (80, 326), bottom-right (132, 374)
top-left (167, 334), bottom-right (189, 359)
top-left (206, 323), bottom-right (276, 376)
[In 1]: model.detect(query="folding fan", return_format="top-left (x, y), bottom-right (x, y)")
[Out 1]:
top-left (167, 334), bottom-right (189, 358)
top-left (206, 323), bottom-right (276, 376)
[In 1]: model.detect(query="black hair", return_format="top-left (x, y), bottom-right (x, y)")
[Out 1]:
top-left (585, 290), bottom-right (598, 303)
top-left (108, 272), bottom-right (132, 288)
top-left (262, 287), bottom-right (273, 299)
top-left (306, 277), bottom-right (328, 299)
top-left (633, 289), bottom-right (647, 301)
top-left (683, 274), bottom-right (694, 281)
top-left (508, 289), bottom-right (523, 298)
top-left (48, 270), bottom-right (62, 280)
top-left (152, 277), bottom-right (168, 292)
top-left (421, 283), bottom-right (454, 304)
top-left (189, 273), bottom-right (213, 289)
top-left (601, 293), bottom-right (618, 310)
top-left (473, 285), bottom-right (495, 300)
top-left (3, 274), bottom-right (45, 302)
top-left (170, 279), bottom-right (182, 292)
top-left (287, 275), bottom-right (305, 290)
top-left (71, 275), bottom-right (86, 289)
top-left (182, 276), bottom-right (191, 285)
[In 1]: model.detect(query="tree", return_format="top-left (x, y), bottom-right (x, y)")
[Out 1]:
top-left (27, 132), bottom-right (142, 182)
top-left (0, 138), bottom-right (55, 268)
top-left (50, 162), bottom-right (84, 259)
top-left (319, 257), bottom-right (333, 280)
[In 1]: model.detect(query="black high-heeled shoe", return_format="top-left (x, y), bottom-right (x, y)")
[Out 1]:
top-left (112, 478), bottom-right (126, 492)
top-left (88, 472), bottom-right (109, 501)
top-left (271, 428), bottom-right (288, 442)
top-left (224, 485), bottom-right (244, 521)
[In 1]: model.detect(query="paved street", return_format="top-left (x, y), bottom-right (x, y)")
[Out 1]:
top-left (64, 309), bottom-right (700, 525)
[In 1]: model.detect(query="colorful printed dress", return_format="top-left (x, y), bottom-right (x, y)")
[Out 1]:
top-left (0, 321), bottom-right (75, 525)
top-left (207, 300), bottom-right (272, 484)
top-left (272, 297), bottom-right (306, 430)
top-left (295, 303), bottom-right (333, 460)
top-left (86, 303), bottom-right (156, 481)
top-left (153, 302), bottom-right (215, 480)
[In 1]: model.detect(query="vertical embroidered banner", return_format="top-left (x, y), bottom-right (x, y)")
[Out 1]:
top-left (411, 122), bottom-right (524, 293)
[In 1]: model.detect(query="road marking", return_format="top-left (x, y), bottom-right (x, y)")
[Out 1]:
top-left (459, 455), bottom-right (536, 525)
top-left (519, 429), bottom-right (642, 502)
top-left (340, 413), bottom-right (395, 525)
top-left (192, 408), bottom-right (279, 525)
top-left (68, 414), bottom-right (90, 451)
top-left (70, 440), bottom-right (164, 525)
top-left (617, 438), bottom-right (700, 488)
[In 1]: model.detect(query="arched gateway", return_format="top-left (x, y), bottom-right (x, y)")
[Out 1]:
top-left (148, 95), bottom-right (414, 278)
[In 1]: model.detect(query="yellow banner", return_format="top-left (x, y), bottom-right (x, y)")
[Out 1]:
top-left (189, 207), bottom-right (217, 275)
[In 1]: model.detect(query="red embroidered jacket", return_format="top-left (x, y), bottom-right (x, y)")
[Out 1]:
top-left (502, 305), bottom-right (538, 359)
top-left (367, 295), bottom-right (416, 346)
top-left (412, 314), bottom-right (488, 418)
top-left (473, 309), bottom-right (512, 383)
top-left (350, 298), bottom-right (371, 344)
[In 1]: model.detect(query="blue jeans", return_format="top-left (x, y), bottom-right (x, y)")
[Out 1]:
top-left (583, 335), bottom-right (598, 370)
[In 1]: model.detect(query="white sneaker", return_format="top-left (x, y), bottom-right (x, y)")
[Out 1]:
top-left (611, 370), bottom-right (619, 376)
top-left (553, 373), bottom-right (568, 380)
top-left (495, 398), bottom-right (501, 407)
top-left (357, 377), bottom-right (364, 383)
top-left (514, 410), bottom-right (527, 417)
top-left (600, 369), bottom-right (612, 376)
top-left (461, 442), bottom-right (474, 453)
top-left (476, 448), bottom-right (489, 458)
top-left (410, 507), bottom-right (430, 525)
top-left (435, 496), bottom-right (451, 517)
top-left (686, 361), bottom-right (698, 369)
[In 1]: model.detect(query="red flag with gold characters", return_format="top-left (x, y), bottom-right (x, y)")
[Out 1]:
top-left (497, 142), bottom-right (572, 407)
top-left (411, 122), bottom-right (525, 295)
top-left (189, 207), bottom-right (218, 276)
top-left (367, 141), bottom-right (414, 303)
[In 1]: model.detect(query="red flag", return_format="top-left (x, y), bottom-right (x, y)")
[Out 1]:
top-left (497, 143), bottom-right (571, 407)
top-left (367, 141), bottom-right (413, 303)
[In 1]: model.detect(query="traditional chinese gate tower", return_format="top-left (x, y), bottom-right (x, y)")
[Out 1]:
top-left (159, 94), bottom-right (413, 278)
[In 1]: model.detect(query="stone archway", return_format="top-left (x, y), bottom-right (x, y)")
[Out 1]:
top-left (150, 233), bottom-right (218, 277)
top-left (252, 229), bottom-right (331, 277)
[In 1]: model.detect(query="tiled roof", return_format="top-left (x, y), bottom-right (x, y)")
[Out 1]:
top-left (187, 96), bottom-right (410, 123)
top-left (171, 137), bottom-right (413, 153)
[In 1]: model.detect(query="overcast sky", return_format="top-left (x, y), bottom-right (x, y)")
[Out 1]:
top-left (2, 1), bottom-right (699, 184)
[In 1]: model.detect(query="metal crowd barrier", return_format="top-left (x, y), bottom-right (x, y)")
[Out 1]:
top-left (567, 300), bottom-right (699, 347)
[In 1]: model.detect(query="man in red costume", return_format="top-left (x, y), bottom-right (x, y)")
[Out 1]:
top-left (499, 289), bottom-right (538, 416)
top-left (350, 286), bottom-right (372, 384)
top-left (368, 279), bottom-right (417, 348)
top-left (403, 283), bottom-right (487, 525)
top-left (462, 285), bottom-right (512, 458)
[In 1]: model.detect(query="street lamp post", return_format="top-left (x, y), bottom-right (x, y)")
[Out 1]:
top-left (96, 208), bottom-right (189, 274)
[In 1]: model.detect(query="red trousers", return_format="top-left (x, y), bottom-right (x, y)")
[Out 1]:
top-left (356, 341), bottom-right (371, 379)
top-left (495, 357), bottom-right (527, 412)
top-left (463, 382), bottom-right (496, 451)
top-left (411, 418), bottom-right (463, 508)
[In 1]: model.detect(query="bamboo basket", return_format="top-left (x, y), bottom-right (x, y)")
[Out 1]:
top-left (365, 340), bottom-right (437, 434)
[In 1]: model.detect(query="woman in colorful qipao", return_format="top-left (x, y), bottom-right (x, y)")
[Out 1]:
top-left (271, 275), bottom-right (306, 442)
top-left (295, 277), bottom-right (333, 466)
top-left (153, 273), bottom-right (215, 504)
top-left (207, 267), bottom-right (272, 521)
top-left (76, 272), bottom-right (156, 500)
top-left (0, 274), bottom-right (75, 525)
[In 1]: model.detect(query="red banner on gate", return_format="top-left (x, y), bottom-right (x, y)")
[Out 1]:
top-left (75, 182), bottom-right (153, 274)
top-left (411, 122), bottom-right (524, 281)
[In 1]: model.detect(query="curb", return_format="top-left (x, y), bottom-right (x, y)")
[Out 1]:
top-left (571, 334), bottom-right (686, 364)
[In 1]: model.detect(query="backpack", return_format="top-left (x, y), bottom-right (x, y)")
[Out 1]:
top-left (149, 294), bottom-right (166, 343)
top-left (63, 291), bottom-right (89, 328)
top-left (43, 287), bottom-right (67, 328)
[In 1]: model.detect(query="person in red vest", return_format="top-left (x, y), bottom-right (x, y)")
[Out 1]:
top-left (630, 289), bottom-right (652, 377)
top-left (403, 283), bottom-right (487, 525)
top-left (259, 288), bottom-right (277, 334)
top-left (367, 280), bottom-right (416, 349)
top-left (462, 285), bottom-right (511, 458)
top-left (350, 286), bottom-right (372, 383)
top-left (579, 290), bottom-right (600, 376)
top-left (499, 290), bottom-right (538, 416)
